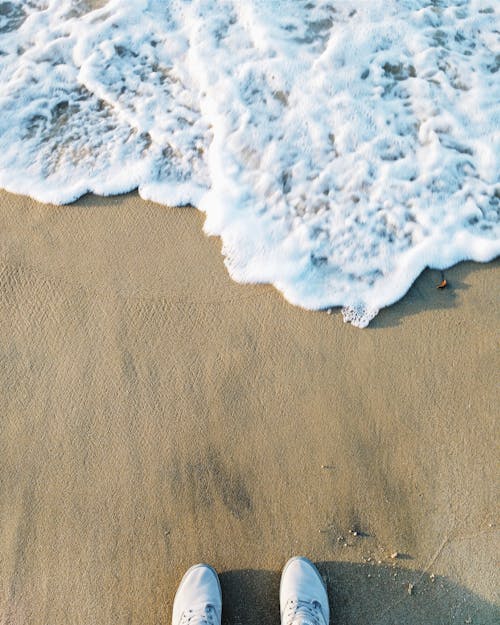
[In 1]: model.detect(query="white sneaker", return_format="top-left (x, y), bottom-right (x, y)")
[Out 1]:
top-left (280, 556), bottom-right (329, 625)
top-left (172, 564), bottom-right (222, 625)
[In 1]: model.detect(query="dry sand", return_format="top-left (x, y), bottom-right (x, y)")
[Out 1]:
top-left (0, 190), bottom-right (498, 625)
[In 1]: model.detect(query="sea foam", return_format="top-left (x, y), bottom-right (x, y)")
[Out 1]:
top-left (0, 0), bottom-right (498, 326)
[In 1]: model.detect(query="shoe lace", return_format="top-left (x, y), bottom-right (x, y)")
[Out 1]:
top-left (284, 598), bottom-right (325, 625)
top-left (179, 604), bottom-right (218, 625)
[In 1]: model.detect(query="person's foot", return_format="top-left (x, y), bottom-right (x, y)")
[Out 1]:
top-left (280, 556), bottom-right (329, 625)
top-left (172, 563), bottom-right (222, 625)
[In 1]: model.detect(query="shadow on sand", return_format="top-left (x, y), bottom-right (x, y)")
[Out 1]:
top-left (367, 259), bottom-right (499, 329)
top-left (219, 562), bottom-right (499, 625)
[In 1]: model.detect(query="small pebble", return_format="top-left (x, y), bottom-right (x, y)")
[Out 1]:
top-left (390, 552), bottom-right (399, 559)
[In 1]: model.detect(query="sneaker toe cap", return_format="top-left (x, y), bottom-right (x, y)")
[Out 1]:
top-left (172, 564), bottom-right (222, 624)
top-left (280, 557), bottom-right (329, 622)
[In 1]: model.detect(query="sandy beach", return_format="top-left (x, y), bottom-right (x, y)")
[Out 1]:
top-left (0, 190), bottom-right (498, 625)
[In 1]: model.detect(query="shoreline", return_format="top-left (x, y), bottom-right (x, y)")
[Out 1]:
top-left (0, 190), bottom-right (498, 624)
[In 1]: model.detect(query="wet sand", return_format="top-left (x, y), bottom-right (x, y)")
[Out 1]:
top-left (0, 190), bottom-right (498, 624)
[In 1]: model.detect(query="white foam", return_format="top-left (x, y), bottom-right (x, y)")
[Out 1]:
top-left (0, 0), bottom-right (499, 325)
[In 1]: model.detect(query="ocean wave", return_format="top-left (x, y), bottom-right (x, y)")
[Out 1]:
top-left (0, 0), bottom-right (498, 326)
